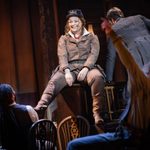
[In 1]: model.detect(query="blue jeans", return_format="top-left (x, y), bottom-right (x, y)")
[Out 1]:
top-left (67, 127), bottom-right (131, 150)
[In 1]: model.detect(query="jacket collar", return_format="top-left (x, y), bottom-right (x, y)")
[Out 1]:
top-left (68, 28), bottom-right (90, 39)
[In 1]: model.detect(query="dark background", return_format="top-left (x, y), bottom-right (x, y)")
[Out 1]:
top-left (0, 0), bottom-right (150, 106)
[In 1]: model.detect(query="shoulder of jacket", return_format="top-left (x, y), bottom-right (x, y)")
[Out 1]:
top-left (60, 34), bottom-right (70, 40)
top-left (86, 33), bottom-right (97, 38)
top-left (127, 14), bottom-right (142, 19)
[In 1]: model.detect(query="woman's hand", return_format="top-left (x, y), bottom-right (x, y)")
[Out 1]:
top-left (77, 67), bottom-right (89, 81)
top-left (65, 69), bottom-right (74, 86)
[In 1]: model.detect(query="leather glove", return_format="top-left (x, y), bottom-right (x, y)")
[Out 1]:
top-left (65, 69), bottom-right (74, 86)
top-left (77, 67), bottom-right (89, 81)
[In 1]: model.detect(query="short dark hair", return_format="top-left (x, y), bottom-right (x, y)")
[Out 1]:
top-left (0, 83), bottom-right (15, 105)
top-left (106, 7), bottom-right (124, 20)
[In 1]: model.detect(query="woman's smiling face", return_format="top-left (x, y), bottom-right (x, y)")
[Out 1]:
top-left (68, 16), bottom-right (83, 34)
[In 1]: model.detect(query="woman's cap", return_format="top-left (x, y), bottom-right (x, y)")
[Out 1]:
top-left (66, 9), bottom-right (84, 20)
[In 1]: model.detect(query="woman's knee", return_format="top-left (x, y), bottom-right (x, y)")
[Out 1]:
top-left (87, 69), bottom-right (104, 85)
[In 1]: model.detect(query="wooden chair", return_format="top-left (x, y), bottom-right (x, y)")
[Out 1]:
top-left (57, 115), bottom-right (90, 150)
top-left (104, 82), bottom-right (126, 132)
top-left (28, 119), bottom-right (57, 150)
top-left (104, 85), bottom-right (115, 121)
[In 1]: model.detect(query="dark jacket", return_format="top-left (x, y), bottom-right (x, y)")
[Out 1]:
top-left (106, 15), bottom-right (150, 81)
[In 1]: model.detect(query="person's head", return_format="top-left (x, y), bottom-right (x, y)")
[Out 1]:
top-left (65, 9), bottom-right (86, 34)
top-left (106, 7), bottom-right (124, 25)
top-left (0, 83), bottom-right (16, 106)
